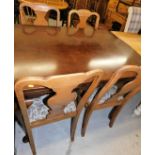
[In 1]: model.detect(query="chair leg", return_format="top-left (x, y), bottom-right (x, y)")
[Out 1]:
top-left (81, 107), bottom-right (93, 137)
top-left (14, 117), bottom-right (17, 155)
top-left (108, 106), bottom-right (117, 120)
top-left (17, 105), bottom-right (37, 155)
top-left (26, 128), bottom-right (37, 155)
top-left (70, 114), bottom-right (80, 141)
top-left (62, 20), bottom-right (65, 26)
top-left (22, 135), bottom-right (29, 143)
top-left (108, 105), bottom-right (123, 128)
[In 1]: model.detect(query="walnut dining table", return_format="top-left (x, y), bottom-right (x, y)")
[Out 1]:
top-left (14, 24), bottom-right (141, 83)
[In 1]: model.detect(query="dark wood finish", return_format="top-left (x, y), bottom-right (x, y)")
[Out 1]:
top-left (81, 65), bottom-right (141, 137)
top-left (15, 24), bottom-right (140, 82)
top-left (67, 0), bottom-right (109, 21)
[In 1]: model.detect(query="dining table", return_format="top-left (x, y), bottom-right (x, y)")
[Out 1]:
top-left (15, 24), bottom-right (141, 84)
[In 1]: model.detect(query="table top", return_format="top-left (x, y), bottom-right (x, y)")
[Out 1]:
top-left (15, 25), bottom-right (141, 82)
top-left (19, 0), bottom-right (68, 9)
top-left (111, 31), bottom-right (141, 55)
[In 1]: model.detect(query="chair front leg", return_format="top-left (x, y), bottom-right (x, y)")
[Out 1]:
top-left (108, 105), bottom-right (123, 128)
top-left (19, 109), bottom-right (36, 155)
top-left (70, 113), bottom-right (80, 141)
top-left (26, 128), bottom-right (36, 155)
top-left (81, 107), bottom-right (93, 137)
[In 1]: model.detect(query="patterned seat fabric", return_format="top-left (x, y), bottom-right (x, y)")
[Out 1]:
top-left (124, 7), bottom-right (141, 33)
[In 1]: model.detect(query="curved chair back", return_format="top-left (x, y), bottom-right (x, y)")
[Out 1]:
top-left (91, 65), bottom-right (141, 109)
top-left (19, 2), bottom-right (60, 26)
top-left (15, 69), bottom-right (103, 154)
top-left (68, 9), bottom-right (100, 30)
top-left (15, 70), bottom-right (103, 112)
top-left (81, 65), bottom-right (141, 137)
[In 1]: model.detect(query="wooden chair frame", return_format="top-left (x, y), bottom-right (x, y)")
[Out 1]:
top-left (19, 2), bottom-right (60, 26)
top-left (15, 69), bottom-right (103, 155)
top-left (81, 65), bottom-right (141, 137)
top-left (67, 9), bottom-right (100, 31)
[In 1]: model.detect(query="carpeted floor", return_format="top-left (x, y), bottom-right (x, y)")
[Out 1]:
top-left (15, 93), bottom-right (141, 155)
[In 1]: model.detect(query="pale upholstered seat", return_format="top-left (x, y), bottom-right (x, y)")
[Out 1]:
top-left (81, 65), bottom-right (141, 137)
top-left (124, 7), bottom-right (141, 33)
top-left (19, 2), bottom-right (60, 26)
top-left (15, 69), bottom-right (103, 155)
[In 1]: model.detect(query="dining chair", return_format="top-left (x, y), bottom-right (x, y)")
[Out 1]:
top-left (81, 65), bottom-right (141, 137)
top-left (124, 7), bottom-right (141, 33)
top-left (67, 9), bottom-right (100, 32)
top-left (19, 2), bottom-right (60, 26)
top-left (15, 69), bottom-right (103, 155)
top-left (60, 0), bottom-right (94, 27)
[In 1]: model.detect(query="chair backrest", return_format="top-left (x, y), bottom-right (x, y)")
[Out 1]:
top-left (68, 9), bottom-right (100, 30)
top-left (15, 69), bottom-right (103, 113)
top-left (90, 65), bottom-right (141, 108)
top-left (124, 7), bottom-right (141, 33)
top-left (19, 2), bottom-right (60, 26)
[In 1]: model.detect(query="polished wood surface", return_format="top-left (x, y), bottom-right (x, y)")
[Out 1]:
top-left (111, 31), bottom-right (141, 55)
top-left (15, 24), bottom-right (141, 82)
top-left (20, 0), bottom-right (68, 9)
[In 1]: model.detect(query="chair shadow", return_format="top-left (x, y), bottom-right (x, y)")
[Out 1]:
top-left (65, 141), bottom-right (73, 155)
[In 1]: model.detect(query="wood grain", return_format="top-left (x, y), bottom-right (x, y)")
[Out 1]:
top-left (112, 31), bottom-right (141, 55)
top-left (15, 25), bottom-right (141, 82)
